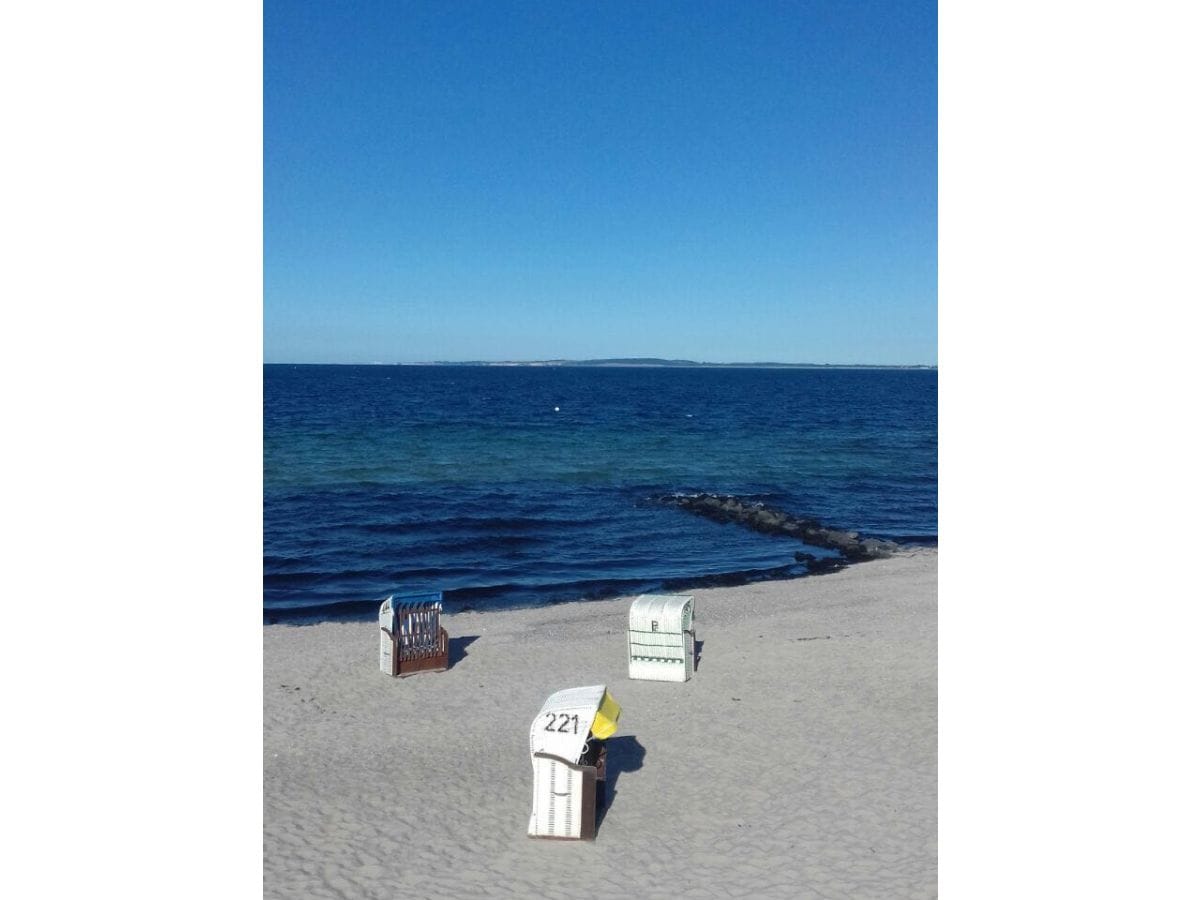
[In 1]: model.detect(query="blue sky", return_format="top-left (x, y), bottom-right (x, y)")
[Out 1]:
top-left (265, 1), bottom-right (936, 364)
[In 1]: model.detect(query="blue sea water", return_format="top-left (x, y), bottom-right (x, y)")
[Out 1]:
top-left (264, 365), bottom-right (936, 618)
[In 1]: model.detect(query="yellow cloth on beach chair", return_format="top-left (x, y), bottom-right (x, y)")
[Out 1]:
top-left (589, 690), bottom-right (621, 739)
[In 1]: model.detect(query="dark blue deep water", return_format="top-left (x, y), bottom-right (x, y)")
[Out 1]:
top-left (264, 365), bottom-right (936, 617)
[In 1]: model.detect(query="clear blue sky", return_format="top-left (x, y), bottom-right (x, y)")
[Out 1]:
top-left (265, 1), bottom-right (936, 365)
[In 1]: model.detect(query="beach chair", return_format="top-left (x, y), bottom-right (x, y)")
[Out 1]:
top-left (627, 593), bottom-right (696, 682)
top-left (528, 685), bottom-right (622, 840)
top-left (378, 592), bottom-right (449, 677)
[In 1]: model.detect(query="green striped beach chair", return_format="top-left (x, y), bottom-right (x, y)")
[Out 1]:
top-left (627, 593), bottom-right (696, 682)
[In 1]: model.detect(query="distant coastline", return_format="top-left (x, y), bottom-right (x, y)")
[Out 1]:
top-left (266, 359), bottom-right (936, 370)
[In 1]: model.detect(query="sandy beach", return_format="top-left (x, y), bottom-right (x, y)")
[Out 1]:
top-left (264, 548), bottom-right (936, 899)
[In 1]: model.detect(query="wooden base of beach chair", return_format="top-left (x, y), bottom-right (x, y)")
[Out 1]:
top-left (528, 742), bottom-right (608, 840)
top-left (386, 626), bottom-right (449, 677)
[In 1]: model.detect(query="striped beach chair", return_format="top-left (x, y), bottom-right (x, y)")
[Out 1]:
top-left (627, 593), bottom-right (696, 682)
top-left (378, 592), bottom-right (449, 677)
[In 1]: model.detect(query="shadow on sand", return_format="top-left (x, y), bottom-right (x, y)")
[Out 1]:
top-left (448, 635), bottom-right (480, 668)
top-left (598, 735), bottom-right (646, 830)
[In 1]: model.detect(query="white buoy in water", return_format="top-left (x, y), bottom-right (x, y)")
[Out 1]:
top-left (554, 406), bottom-right (560, 412)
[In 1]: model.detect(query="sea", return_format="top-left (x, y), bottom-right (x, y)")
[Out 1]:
top-left (264, 364), bottom-right (936, 619)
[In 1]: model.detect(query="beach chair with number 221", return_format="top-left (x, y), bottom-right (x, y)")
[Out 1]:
top-left (528, 685), bottom-right (621, 841)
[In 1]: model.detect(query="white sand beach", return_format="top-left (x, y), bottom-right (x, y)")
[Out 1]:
top-left (264, 549), bottom-right (936, 899)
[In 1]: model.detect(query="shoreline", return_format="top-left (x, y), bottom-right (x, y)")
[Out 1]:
top-left (265, 548), bottom-right (937, 897)
top-left (263, 537), bottom-right (937, 624)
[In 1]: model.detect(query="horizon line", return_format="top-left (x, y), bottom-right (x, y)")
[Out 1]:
top-left (263, 358), bottom-right (937, 369)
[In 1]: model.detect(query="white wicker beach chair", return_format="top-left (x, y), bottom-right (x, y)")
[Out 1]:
top-left (627, 593), bottom-right (696, 682)
top-left (527, 685), bottom-right (621, 840)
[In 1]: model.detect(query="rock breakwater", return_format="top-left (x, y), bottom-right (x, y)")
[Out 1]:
top-left (659, 493), bottom-right (899, 562)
